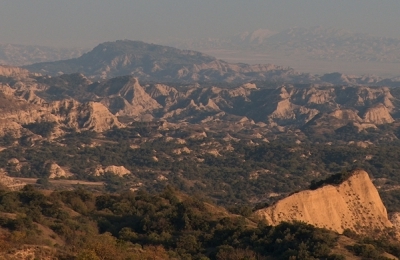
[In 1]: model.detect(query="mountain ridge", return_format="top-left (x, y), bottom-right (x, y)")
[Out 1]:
top-left (22, 40), bottom-right (400, 86)
top-left (24, 40), bottom-right (301, 83)
top-left (166, 26), bottom-right (400, 63)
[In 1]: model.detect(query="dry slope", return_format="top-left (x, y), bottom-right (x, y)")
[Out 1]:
top-left (254, 170), bottom-right (393, 234)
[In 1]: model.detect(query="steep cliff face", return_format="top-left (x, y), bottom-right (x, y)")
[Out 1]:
top-left (254, 170), bottom-right (393, 234)
top-left (363, 104), bottom-right (394, 124)
top-left (78, 102), bottom-right (124, 132)
top-left (89, 77), bottom-right (162, 117)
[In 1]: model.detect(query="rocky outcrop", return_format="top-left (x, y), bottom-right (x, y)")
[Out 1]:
top-left (254, 170), bottom-right (393, 234)
top-left (363, 104), bottom-right (394, 124)
top-left (0, 84), bottom-right (125, 137)
top-left (268, 99), bottom-right (319, 125)
top-left (1, 72), bottom-right (400, 136)
top-left (0, 65), bottom-right (30, 77)
top-left (390, 213), bottom-right (400, 230)
top-left (95, 77), bottom-right (162, 117)
top-left (7, 158), bottom-right (22, 172)
top-left (0, 170), bottom-right (26, 191)
top-left (330, 109), bottom-right (362, 122)
top-left (94, 165), bottom-right (131, 177)
top-left (78, 102), bottom-right (124, 132)
top-left (47, 99), bottom-right (124, 132)
top-left (48, 163), bottom-right (73, 179)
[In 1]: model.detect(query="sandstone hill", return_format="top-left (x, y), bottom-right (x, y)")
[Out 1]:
top-left (94, 165), bottom-right (131, 177)
top-left (0, 65), bottom-right (31, 77)
top-left (0, 80), bottom-right (124, 138)
top-left (48, 163), bottom-right (73, 179)
top-left (254, 170), bottom-right (393, 234)
top-left (1, 72), bottom-right (400, 137)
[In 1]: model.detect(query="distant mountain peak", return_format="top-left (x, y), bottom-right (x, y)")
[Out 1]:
top-left (23, 40), bottom-right (299, 83)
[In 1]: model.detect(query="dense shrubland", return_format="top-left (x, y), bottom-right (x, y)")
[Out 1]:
top-left (2, 124), bottom-right (400, 209)
top-left (0, 185), bottom-right (397, 259)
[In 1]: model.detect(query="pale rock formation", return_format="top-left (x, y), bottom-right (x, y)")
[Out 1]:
top-left (0, 121), bottom-right (23, 137)
top-left (262, 138), bottom-right (270, 143)
top-left (363, 104), bottom-right (394, 124)
top-left (330, 109), bottom-right (362, 122)
top-left (20, 89), bottom-right (46, 105)
top-left (227, 86), bottom-right (252, 100)
top-left (162, 98), bottom-right (220, 120)
top-left (98, 78), bottom-right (162, 117)
top-left (7, 158), bottom-right (20, 165)
top-left (189, 131), bottom-right (207, 139)
top-left (0, 170), bottom-right (26, 191)
top-left (165, 137), bottom-right (187, 144)
top-left (94, 165), bottom-right (131, 177)
top-left (279, 86), bottom-right (291, 99)
top-left (49, 99), bottom-right (123, 132)
top-left (172, 147), bottom-right (191, 155)
top-left (207, 149), bottom-right (221, 157)
top-left (390, 213), bottom-right (400, 229)
top-left (223, 134), bottom-right (240, 142)
top-left (79, 102), bottom-right (124, 131)
top-left (238, 117), bottom-right (255, 124)
top-left (353, 122), bottom-right (377, 131)
top-left (204, 99), bottom-right (220, 111)
top-left (7, 158), bottom-right (22, 172)
top-left (354, 141), bottom-right (373, 148)
top-left (116, 78), bottom-right (162, 116)
top-left (304, 87), bottom-right (335, 105)
top-left (270, 100), bottom-right (295, 119)
top-left (0, 65), bottom-right (30, 77)
top-left (269, 99), bottom-right (319, 124)
top-left (355, 87), bottom-right (394, 110)
top-left (0, 87), bottom-right (124, 137)
top-left (175, 138), bottom-right (186, 144)
top-left (147, 83), bottom-right (179, 99)
top-left (157, 175), bottom-right (168, 181)
top-left (48, 163), bottom-right (73, 179)
top-left (241, 83), bottom-right (257, 89)
top-left (252, 133), bottom-right (263, 139)
top-left (254, 170), bottom-right (393, 234)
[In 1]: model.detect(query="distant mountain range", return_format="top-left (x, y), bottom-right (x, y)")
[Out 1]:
top-left (2, 26), bottom-right (400, 77)
top-left (23, 40), bottom-right (400, 85)
top-left (0, 43), bottom-right (86, 66)
top-left (166, 26), bottom-right (400, 63)
top-left (161, 26), bottom-right (400, 77)
top-left (23, 40), bottom-right (301, 82)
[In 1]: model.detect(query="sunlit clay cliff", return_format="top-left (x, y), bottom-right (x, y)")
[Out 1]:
top-left (254, 170), bottom-right (393, 234)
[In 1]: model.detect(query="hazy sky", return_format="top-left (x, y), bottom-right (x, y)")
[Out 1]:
top-left (1, 1), bottom-right (400, 48)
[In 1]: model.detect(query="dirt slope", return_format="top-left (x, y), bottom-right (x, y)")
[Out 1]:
top-left (254, 170), bottom-right (393, 234)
